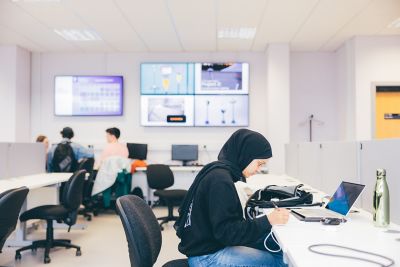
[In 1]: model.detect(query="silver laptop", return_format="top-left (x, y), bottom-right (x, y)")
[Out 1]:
top-left (291, 181), bottom-right (365, 221)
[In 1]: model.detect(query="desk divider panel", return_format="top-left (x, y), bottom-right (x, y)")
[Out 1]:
top-left (7, 143), bottom-right (46, 177)
top-left (320, 142), bottom-right (359, 196)
top-left (286, 140), bottom-right (400, 224)
top-left (297, 143), bottom-right (322, 189)
top-left (0, 143), bottom-right (9, 179)
top-left (359, 139), bottom-right (400, 224)
top-left (285, 143), bottom-right (299, 178)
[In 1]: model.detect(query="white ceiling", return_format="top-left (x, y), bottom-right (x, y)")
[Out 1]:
top-left (0, 0), bottom-right (399, 53)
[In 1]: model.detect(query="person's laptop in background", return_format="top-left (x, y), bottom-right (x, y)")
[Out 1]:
top-left (291, 181), bottom-right (365, 221)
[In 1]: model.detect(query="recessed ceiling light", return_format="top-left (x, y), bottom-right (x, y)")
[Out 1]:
top-left (54, 29), bottom-right (102, 41)
top-left (11, 0), bottom-right (61, 2)
top-left (388, 18), bottom-right (400, 28)
top-left (218, 27), bottom-right (257, 40)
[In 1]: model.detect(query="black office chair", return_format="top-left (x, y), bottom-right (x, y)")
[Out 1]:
top-left (15, 170), bottom-right (86, 264)
top-left (146, 164), bottom-right (187, 230)
top-left (77, 158), bottom-right (96, 221)
top-left (0, 187), bottom-right (29, 253)
top-left (116, 195), bottom-right (188, 267)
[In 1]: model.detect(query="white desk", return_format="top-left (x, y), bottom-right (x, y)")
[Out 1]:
top-left (0, 172), bottom-right (72, 246)
top-left (246, 174), bottom-right (400, 267)
top-left (0, 173), bottom-right (71, 194)
top-left (134, 166), bottom-right (202, 204)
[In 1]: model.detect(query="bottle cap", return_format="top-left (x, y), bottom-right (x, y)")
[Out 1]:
top-left (377, 169), bottom-right (386, 177)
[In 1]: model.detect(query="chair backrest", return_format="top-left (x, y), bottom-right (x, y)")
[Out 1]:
top-left (146, 164), bottom-right (174, 190)
top-left (77, 157), bottom-right (95, 174)
top-left (61, 170), bottom-right (86, 211)
top-left (116, 195), bottom-right (162, 267)
top-left (0, 187), bottom-right (29, 252)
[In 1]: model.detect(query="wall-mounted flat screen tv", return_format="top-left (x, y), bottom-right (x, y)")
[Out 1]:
top-left (140, 62), bottom-right (249, 127)
top-left (140, 95), bottom-right (194, 126)
top-left (194, 95), bottom-right (249, 126)
top-left (141, 63), bottom-right (195, 95)
top-left (195, 63), bottom-right (249, 94)
top-left (55, 75), bottom-right (123, 116)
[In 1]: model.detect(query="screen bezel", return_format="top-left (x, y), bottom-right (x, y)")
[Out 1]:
top-left (54, 75), bottom-right (124, 117)
top-left (139, 62), bottom-right (250, 127)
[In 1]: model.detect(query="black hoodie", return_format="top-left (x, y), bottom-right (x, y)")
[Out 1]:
top-left (175, 129), bottom-right (273, 257)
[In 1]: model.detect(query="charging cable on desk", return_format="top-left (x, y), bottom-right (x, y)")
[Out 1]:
top-left (308, 244), bottom-right (395, 267)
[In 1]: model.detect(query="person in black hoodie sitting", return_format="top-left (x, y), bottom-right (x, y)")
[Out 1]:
top-left (175, 129), bottom-right (289, 267)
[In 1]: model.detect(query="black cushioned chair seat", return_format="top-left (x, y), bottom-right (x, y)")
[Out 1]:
top-left (20, 205), bottom-right (69, 222)
top-left (154, 189), bottom-right (187, 201)
top-left (162, 259), bottom-right (189, 267)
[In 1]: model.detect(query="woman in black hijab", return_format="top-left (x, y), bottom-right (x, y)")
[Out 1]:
top-left (175, 129), bottom-right (289, 267)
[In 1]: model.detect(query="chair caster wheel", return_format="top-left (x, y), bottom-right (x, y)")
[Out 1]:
top-left (15, 252), bottom-right (21, 260)
top-left (44, 257), bottom-right (51, 264)
top-left (76, 249), bottom-right (82, 256)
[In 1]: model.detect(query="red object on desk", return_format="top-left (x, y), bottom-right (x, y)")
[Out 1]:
top-left (131, 160), bottom-right (147, 174)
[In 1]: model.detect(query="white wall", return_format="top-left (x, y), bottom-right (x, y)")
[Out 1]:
top-left (266, 44), bottom-right (290, 173)
top-left (15, 47), bottom-right (31, 141)
top-left (290, 52), bottom-right (339, 142)
top-left (335, 40), bottom-right (356, 141)
top-left (353, 36), bottom-right (400, 140)
top-left (30, 52), bottom-right (276, 166)
top-left (0, 46), bottom-right (17, 142)
top-left (0, 45), bottom-right (31, 142)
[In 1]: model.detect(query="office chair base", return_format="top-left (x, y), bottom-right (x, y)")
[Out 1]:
top-left (15, 220), bottom-right (81, 264)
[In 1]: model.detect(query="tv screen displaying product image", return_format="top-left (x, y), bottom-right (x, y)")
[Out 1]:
top-left (195, 63), bottom-right (249, 94)
top-left (194, 95), bottom-right (249, 127)
top-left (55, 75), bottom-right (123, 116)
top-left (141, 63), bottom-right (195, 95)
top-left (140, 95), bottom-right (194, 126)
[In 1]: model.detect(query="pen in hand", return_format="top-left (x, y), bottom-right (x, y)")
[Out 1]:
top-left (268, 201), bottom-right (290, 225)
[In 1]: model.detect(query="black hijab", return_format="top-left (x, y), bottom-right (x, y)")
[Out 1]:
top-left (175, 129), bottom-right (272, 236)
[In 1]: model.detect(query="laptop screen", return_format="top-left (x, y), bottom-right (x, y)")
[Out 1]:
top-left (325, 182), bottom-right (365, 216)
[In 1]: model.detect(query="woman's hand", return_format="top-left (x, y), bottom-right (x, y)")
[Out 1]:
top-left (267, 208), bottom-right (290, 225)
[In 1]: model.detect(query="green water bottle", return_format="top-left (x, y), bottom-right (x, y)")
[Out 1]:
top-left (373, 169), bottom-right (390, 227)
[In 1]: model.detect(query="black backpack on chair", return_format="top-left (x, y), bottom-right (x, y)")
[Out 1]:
top-left (52, 142), bottom-right (77, 172)
top-left (245, 184), bottom-right (315, 220)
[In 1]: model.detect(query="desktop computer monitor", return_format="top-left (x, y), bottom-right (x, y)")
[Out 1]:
top-left (127, 143), bottom-right (148, 160)
top-left (171, 144), bottom-right (198, 166)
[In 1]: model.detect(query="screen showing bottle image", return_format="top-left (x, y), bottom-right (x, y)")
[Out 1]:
top-left (325, 182), bottom-right (365, 215)
top-left (140, 63), bottom-right (195, 95)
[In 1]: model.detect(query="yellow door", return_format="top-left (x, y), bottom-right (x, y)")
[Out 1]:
top-left (376, 91), bottom-right (400, 139)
